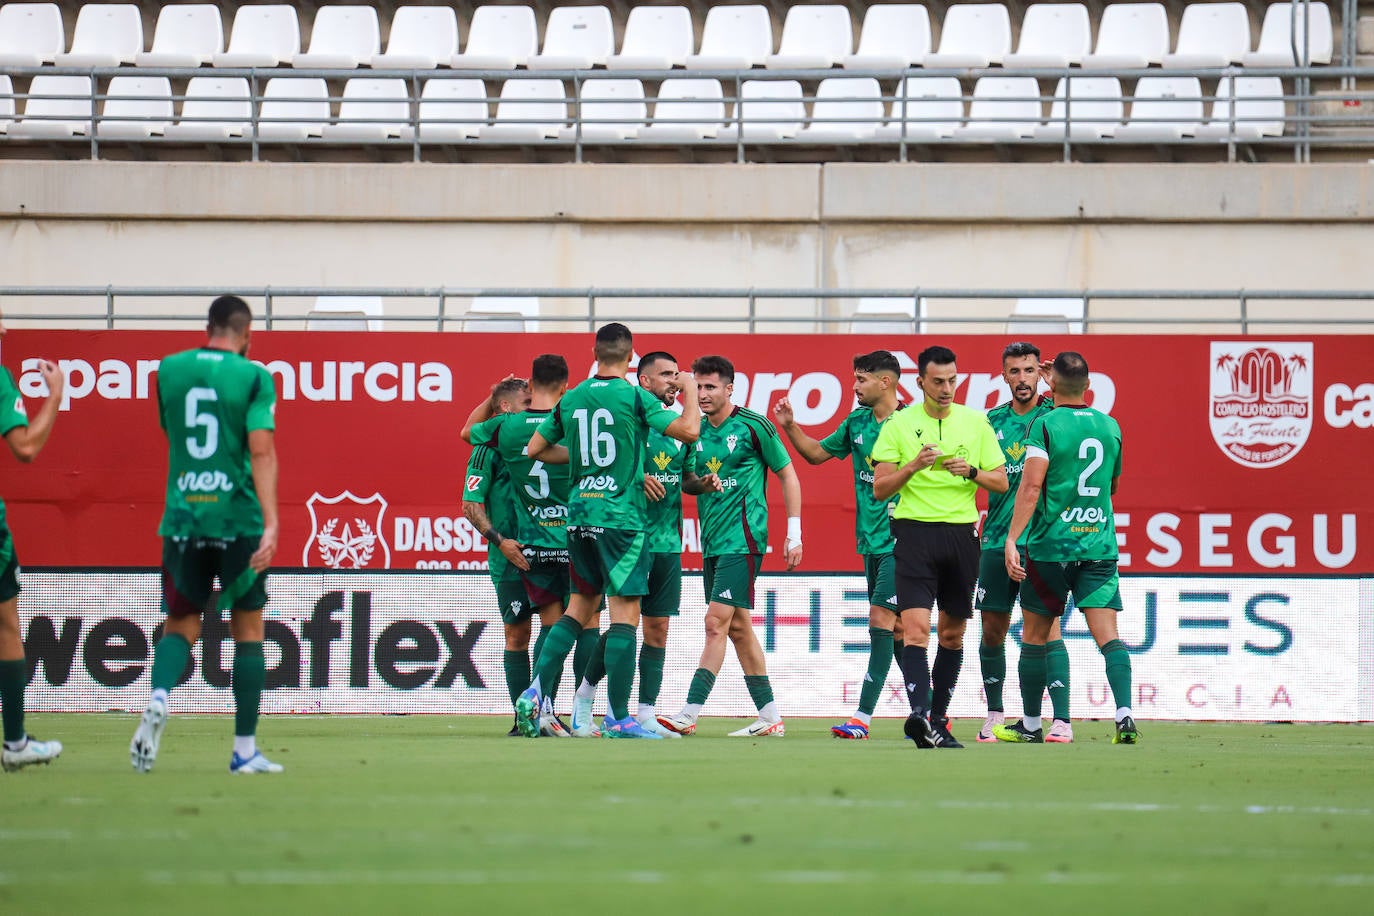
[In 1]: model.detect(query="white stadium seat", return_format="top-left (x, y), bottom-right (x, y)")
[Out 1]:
top-left (952, 76), bottom-right (1041, 141)
top-left (876, 77), bottom-right (964, 141)
top-left (718, 80), bottom-right (804, 141)
top-left (1163, 3), bottom-right (1251, 69)
top-left (322, 78), bottom-right (409, 140)
top-left (417, 78), bottom-right (487, 140)
top-left (640, 78), bottom-right (726, 141)
top-left (373, 6), bottom-right (459, 70)
top-left (1114, 76), bottom-right (1204, 141)
top-left (849, 298), bottom-right (925, 334)
top-left (481, 79), bottom-right (567, 141)
top-left (685, 5), bottom-right (773, 70)
top-left (1033, 77), bottom-right (1124, 139)
top-left (136, 4), bottom-right (223, 68)
top-left (293, 5), bottom-right (379, 69)
top-left (0, 3), bottom-right (67, 67)
top-left (257, 77), bottom-right (330, 140)
top-left (464, 297), bottom-right (540, 332)
top-left (765, 5), bottom-right (852, 70)
top-left (214, 5), bottom-right (300, 68)
top-left (1003, 4), bottom-right (1091, 68)
top-left (562, 78), bottom-right (646, 141)
top-left (0, 75), bottom-right (15, 134)
top-left (307, 296), bottom-right (384, 331)
top-left (923, 3), bottom-right (1011, 68)
top-left (1007, 298), bottom-right (1085, 334)
top-left (1195, 76), bottom-right (1286, 140)
top-left (97, 75), bottom-right (173, 139)
top-left (163, 76), bottom-right (252, 140)
top-left (56, 3), bottom-right (143, 67)
top-left (452, 5), bottom-right (537, 70)
top-left (607, 6), bottom-right (694, 70)
top-left (529, 6), bottom-right (614, 70)
top-left (1082, 3), bottom-right (1169, 70)
top-left (1243, 2), bottom-right (1332, 66)
top-left (9, 75), bottom-right (93, 138)
top-left (843, 4), bottom-right (930, 70)
top-left (797, 77), bottom-right (884, 142)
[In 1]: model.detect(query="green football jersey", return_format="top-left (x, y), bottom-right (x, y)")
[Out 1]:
top-left (463, 443), bottom-right (518, 575)
top-left (471, 410), bottom-right (570, 551)
top-left (1024, 405), bottom-right (1123, 561)
top-left (694, 407), bottom-right (792, 557)
top-left (156, 347), bottom-right (275, 538)
top-left (982, 399), bottom-right (1055, 549)
top-left (819, 405), bottom-right (901, 556)
top-left (0, 366), bottom-right (29, 523)
top-left (535, 376), bottom-right (676, 531)
top-left (644, 424), bottom-right (696, 554)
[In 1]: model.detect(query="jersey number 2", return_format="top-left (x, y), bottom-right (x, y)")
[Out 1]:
top-left (1077, 438), bottom-right (1103, 496)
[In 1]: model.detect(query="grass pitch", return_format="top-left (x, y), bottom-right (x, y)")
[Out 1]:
top-left (2, 715), bottom-right (1371, 915)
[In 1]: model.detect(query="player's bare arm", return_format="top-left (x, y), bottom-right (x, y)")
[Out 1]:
top-left (941, 457), bottom-right (1010, 494)
top-left (1003, 456), bottom-right (1047, 582)
top-left (663, 372), bottom-right (701, 444)
top-left (682, 469), bottom-right (721, 495)
top-left (777, 463), bottom-right (804, 571)
top-left (643, 474), bottom-right (667, 502)
top-left (248, 428), bottom-right (278, 573)
top-left (461, 499), bottom-right (531, 572)
top-left (3, 360), bottom-right (63, 463)
top-left (525, 432), bottom-right (570, 465)
top-left (772, 398), bottom-right (832, 465)
top-left (459, 374), bottom-right (519, 443)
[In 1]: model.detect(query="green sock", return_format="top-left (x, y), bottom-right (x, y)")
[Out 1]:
top-left (1101, 638), bottom-right (1132, 712)
top-left (1018, 643), bottom-right (1048, 719)
top-left (581, 631), bottom-right (609, 688)
top-left (979, 640), bottom-right (1006, 713)
top-left (604, 623), bottom-right (637, 720)
top-left (503, 650), bottom-right (531, 705)
top-left (533, 616), bottom-right (582, 703)
top-left (0, 658), bottom-right (28, 743)
top-left (1046, 638), bottom-right (1071, 721)
top-left (685, 667), bottom-right (716, 705)
top-left (744, 674), bottom-right (775, 710)
top-left (572, 627), bottom-right (600, 688)
top-left (232, 642), bottom-right (266, 738)
top-left (150, 632), bottom-right (192, 694)
top-left (637, 644), bottom-right (666, 707)
top-left (858, 627), bottom-right (894, 716)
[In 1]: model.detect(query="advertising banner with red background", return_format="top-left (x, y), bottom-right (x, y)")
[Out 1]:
top-left (3, 331), bottom-right (1370, 574)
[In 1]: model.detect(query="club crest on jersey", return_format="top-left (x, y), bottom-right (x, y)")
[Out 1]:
top-left (1209, 342), bottom-right (1313, 469)
top-left (725, 434), bottom-right (738, 453)
top-left (302, 490), bottom-right (391, 569)
top-left (705, 455), bottom-right (724, 475)
top-left (652, 451), bottom-right (674, 472)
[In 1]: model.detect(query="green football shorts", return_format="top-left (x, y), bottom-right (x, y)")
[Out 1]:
top-left (161, 536), bottom-right (267, 615)
top-left (517, 548), bottom-right (570, 611)
top-left (642, 552), bottom-right (683, 617)
top-left (702, 554), bottom-right (763, 610)
top-left (0, 518), bottom-right (19, 603)
top-left (1020, 557), bottom-right (1123, 618)
top-left (568, 526), bottom-right (651, 598)
top-left (864, 553), bottom-right (898, 612)
top-left (975, 548), bottom-right (1023, 614)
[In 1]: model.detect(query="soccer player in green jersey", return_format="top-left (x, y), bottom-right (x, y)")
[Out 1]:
top-left (131, 296), bottom-right (283, 774)
top-left (659, 355), bottom-right (803, 738)
top-left (0, 311), bottom-right (66, 773)
top-left (873, 346), bottom-right (1008, 749)
top-left (995, 351), bottom-right (1138, 745)
top-left (974, 342), bottom-right (1073, 743)
top-left (460, 377), bottom-right (535, 736)
top-left (524, 325), bottom-right (701, 739)
top-left (774, 351), bottom-right (907, 740)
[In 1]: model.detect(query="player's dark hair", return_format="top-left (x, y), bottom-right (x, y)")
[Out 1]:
top-left (853, 351), bottom-right (901, 378)
top-left (917, 346), bottom-right (957, 375)
top-left (637, 351), bottom-right (677, 380)
top-left (594, 322), bottom-right (634, 363)
top-left (208, 295), bottom-right (252, 335)
top-left (1002, 341), bottom-right (1041, 362)
top-left (1053, 351), bottom-right (1090, 394)
top-left (530, 354), bottom-right (569, 390)
top-left (491, 377), bottom-right (529, 407)
top-left (691, 354), bottom-right (735, 384)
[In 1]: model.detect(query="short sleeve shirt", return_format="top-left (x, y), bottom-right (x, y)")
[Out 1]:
top-left (981, 399), bottom-right (1054, 548)
top-left (463, 443), bottom-right (517, 574)
top-left (871, 402), bottom-right (1004, 525)
top-left (644, 424), bottom-right (696, 554)
top-left (694, 407), bottom-right (792, 557)
top-left (819, 405), bottom-right (902, 556)
top-left (1024, 405), bottom-right (1123, 561)
top-left (471, 410), bottom-right (570, 550)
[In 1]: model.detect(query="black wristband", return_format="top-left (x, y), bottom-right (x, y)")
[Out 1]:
top-left (967, 466), bottom-right (979, 481)
top-left (485, 528), bottom-right (503, 545)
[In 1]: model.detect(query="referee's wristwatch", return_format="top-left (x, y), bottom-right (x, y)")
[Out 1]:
top-left (965, 466), bottom-right (978, 481)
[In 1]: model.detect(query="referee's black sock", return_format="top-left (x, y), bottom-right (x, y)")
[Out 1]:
top-left (930, 646), bottom-right (964, 721)
top-left (900, 645), bottom-right (930, 717)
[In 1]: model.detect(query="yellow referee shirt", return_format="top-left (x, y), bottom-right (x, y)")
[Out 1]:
top-left (871, 402), bottom-right (1004, 524)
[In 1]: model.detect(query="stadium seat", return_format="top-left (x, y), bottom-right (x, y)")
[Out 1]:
top-left (55, 3), bottom-right (142, 67)
top-left (562, 78), bottom-right (646, 140)
top-left (322, 78), bottom-right (409, 140)
top-left (765, 5), bottom-right (852, 70)
top-left (293, 5), bottom-right (379, 69)
top-left (797, 77), bottom-right (884, 142)
top-left (257, 77), bottom-right (330, 140)
top-left (0, 3), bottom-right (67, 67)
top-left (136, 4), bottom-right (222, 68)
top-left (717, 80), bottom-right (804, 141)
top-left (307, 296), bottom-right (383, 331)
top-left (1162, 3), bottom-right (1251, 69)
top-left (952, 76), bottom-right (1041, 140)
top-left (1003, 4), bottom-right (1091, 68)
top-left (1082, 3), bottom-right (1169, 70)
top-left (1033, 76), bottom-right (1124, 139)
top-left (850, 297), bottom-right (925, 334)
top-left (1195, 76), bottom-right (1285, 140)
top-left (1114, 76), bottom-right (1204, 141)
top-left (606, 6), bottom-right (694, 70)
top-left (639, 78), bottom-right (725, 141)
top-left (529, 6), bottom-right (614, 70)
top-left (1007, 298), bottom-right (1084, 334)
top-left (0, 75), bottom-right (14, 133)
top-left (372, 6), bottom-right (459, 70)
top-left (875, 76), bottom-right (963, 141)
top-left (163, 76), bottom-right (252, 140)
top-left (96, 75), bottom-right (172, 139)
top-left (685, 5), bottom-right (773, 70)
top-left (416, 78), bottom-right (487, 140)
top-left (214, 5), bottom-right (299, 68)
top-left (923, 4), bottom-right (1011, 68)
top-left (842, 4), bottom-right (930, 70)
top-left (452, 5), bottom-right (537, 70)
top-left (481, 79), bottom-right (567, 141)
top-left (463, 297), bottom-right (539, 332)
top-left (1243, 2), bottom-right (1333, 66)
top-left (9, 75), bottom-right (92, 137)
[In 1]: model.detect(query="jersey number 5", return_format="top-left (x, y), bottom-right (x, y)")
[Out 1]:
top-left (185, 387), bottom-right (219, 460)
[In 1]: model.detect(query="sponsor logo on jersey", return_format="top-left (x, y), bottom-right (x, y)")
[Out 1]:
top-left (176, 469), bottom-right (234, 495)
top-left (651, 451), bottom-right (674, 472)
top-left (1209, 342), bottom-right (1313, 469)
top-left (577, 474), bottom-right (620, 494)
top-left (705, 456), bottom-right (724, 475)
top-left (1005, 441), bottom-right (1027, 462)
top-left (465, 474), bottom-right (482, 493)
top-left (303, 491), bottom-right (391, 569)
top-left (854, 434), bottom-right (864, 445)
top-left (12, 396), bottom-right (26, 418)
top-left (1060, 506), bottom-right (1109, 525)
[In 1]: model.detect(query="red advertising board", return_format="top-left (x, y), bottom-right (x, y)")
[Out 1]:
top-left (2, 331), bottom-right (1370, 574)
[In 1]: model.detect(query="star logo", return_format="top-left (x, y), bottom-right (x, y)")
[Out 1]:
top-left (652, 451), bottom-right (673, 472)
top-left (705, 455), bottom-right (723, 475)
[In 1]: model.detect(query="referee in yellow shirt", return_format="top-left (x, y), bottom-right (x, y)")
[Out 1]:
top-left (873, 346), bottom-right (1008, 748)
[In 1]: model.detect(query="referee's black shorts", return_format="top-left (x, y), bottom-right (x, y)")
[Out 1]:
top-left (891, 519), bottom-right (980, 618)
